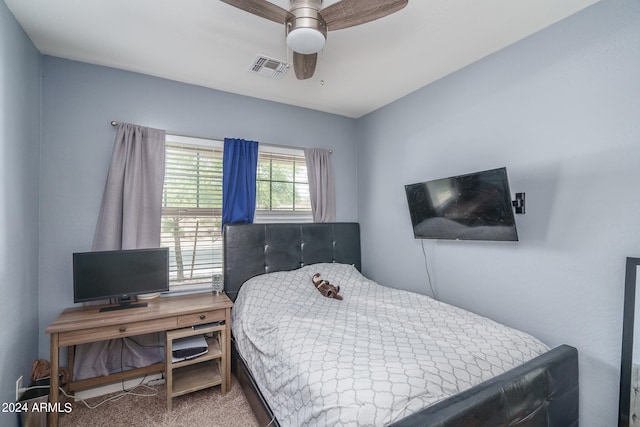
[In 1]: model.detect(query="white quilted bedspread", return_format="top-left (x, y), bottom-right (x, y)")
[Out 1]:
top-left (232, 263), bottom-right (548, 427)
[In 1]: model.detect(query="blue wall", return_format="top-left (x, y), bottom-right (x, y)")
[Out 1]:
top-left (0, 1), bottom-right (41, 424)
top-left (37, 57), bottom-right (359, 356)
top-left (356, 0), bottom-right (640, 425)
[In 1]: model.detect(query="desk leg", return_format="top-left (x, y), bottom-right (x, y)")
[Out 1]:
top-left (67, 346), bottom-right (74, 402)
top-left (225, 308), bottom-right (232, 390)
top-left (49, 333), bottom-right (59, 427)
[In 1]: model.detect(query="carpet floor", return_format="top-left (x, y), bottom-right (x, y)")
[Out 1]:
top-left (59, 375), bottom-right (259, 427)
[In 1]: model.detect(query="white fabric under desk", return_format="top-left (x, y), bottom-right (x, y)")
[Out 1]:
top-left (232, 263), bottom-right (548, 427)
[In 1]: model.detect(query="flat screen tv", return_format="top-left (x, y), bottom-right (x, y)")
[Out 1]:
top-left (404, 167), bottom-right (518, 241)
top-left (73, 247), bottom-right (169, 312)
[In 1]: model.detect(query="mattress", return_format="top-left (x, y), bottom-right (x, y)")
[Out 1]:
top-left (231, 263), bottom-right (549, 427)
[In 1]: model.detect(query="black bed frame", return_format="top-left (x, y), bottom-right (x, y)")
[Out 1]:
top-left (224, 222), bottom-right (579, 427)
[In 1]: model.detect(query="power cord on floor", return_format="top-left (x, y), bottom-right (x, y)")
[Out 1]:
top-left (57, 378), bottom-right (159, 410)
top-left (420, 239), bottom-right (439, 300)
top-left (19, 375), bottom-right (159, 411)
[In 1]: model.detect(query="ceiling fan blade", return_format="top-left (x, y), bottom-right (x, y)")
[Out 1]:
top-left (220, 0), bottom-right (293, 24)
top-left (321, 0), bottom-right (408, 31)
top-left (293, 52), bottom-right (317, 80)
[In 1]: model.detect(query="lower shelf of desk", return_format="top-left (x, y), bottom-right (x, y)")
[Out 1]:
top-left (172, 360), bottom-right (222, 397)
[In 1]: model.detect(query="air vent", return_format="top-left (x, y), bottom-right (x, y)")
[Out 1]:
top-left (249, 55), bottom-right (290, 80)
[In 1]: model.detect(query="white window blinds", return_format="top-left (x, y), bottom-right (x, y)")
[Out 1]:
top-left (161, 136), bottom-right (224, 290)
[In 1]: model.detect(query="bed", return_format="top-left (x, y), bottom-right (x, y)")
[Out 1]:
top-left (224, 222), bottom-right (578, 426)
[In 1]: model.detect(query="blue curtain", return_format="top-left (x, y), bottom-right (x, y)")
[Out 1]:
top-left (222, 138), bottom-right (259, 228)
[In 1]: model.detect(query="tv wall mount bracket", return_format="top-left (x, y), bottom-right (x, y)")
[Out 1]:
top-left (512, 192), bottom-right (525, 214)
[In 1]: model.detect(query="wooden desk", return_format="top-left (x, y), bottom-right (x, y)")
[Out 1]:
top-left (45, 292), bottom-right (233, 427)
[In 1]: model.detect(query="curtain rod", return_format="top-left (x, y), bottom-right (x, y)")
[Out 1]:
top-left (110, 121), bottom-right (332, 153)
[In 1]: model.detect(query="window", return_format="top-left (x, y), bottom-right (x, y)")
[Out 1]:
top-left (255, 146), bottom-right (312, 223)
top-left (161, 137), bottom-right (311, 291)
top-left (161, 135), bottom-right (224, 291)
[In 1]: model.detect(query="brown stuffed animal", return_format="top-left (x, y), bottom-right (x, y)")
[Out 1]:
top-left (312, 273), bottom-right (343, 300)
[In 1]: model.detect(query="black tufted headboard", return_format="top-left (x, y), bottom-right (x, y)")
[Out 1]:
top-left (223, 222), bottom-right (361, 301)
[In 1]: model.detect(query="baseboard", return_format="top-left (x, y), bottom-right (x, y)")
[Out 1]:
top-left (74, 373), bottom-right (164, 400)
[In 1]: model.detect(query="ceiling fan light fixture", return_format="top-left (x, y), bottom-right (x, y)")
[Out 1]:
top-left (286, 27), bottom-right (326, 54)
top-left (220, 0), bottom-right (409, 80)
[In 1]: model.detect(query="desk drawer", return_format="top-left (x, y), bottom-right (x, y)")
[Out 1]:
top-left (59, 317), bottom-right (177, 347)
top-left (177, 309), bottom-right (225, 327)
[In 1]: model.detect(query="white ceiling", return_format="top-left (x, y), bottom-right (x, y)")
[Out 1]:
top-left (6, 0), bottom-right (600, 118)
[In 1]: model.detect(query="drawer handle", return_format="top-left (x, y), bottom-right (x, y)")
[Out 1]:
top-left (199, 315), bottom-right (206, 320)
top-left (119, 327), bottom-right (127, 333)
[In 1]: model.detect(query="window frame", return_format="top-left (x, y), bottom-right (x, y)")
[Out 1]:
top-left (254, 145), bottom-right (313, 224)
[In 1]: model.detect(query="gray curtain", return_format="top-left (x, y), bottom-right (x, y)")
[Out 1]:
top-left (78, 123), bottom-right (166, 381)
top-left (305, 148), bottom-right (336, 223)
top-left (92, 123), bottom-right (166, 251)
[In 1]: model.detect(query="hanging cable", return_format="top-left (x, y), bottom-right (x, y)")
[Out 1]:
top-left (421, 239), bottom-right (438, 300)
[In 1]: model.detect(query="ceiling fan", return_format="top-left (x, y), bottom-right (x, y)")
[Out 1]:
top-left (220, 0), bottom-right (408, 80)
